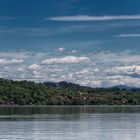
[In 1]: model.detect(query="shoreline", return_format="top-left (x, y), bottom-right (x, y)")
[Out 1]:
top-left (0, 105), bottom-right (140, 107)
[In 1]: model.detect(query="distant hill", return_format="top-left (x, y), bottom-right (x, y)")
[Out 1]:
top-left (112, 85), bottom-right (140, 89)
top-left (44, 81), bottom-right (92, 90)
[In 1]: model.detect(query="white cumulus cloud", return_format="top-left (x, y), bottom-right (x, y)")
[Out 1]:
top-left (0, 58), bottom-right (23, 65)
top-left (28, 64), bottom-right (40, 70)
top-left (41, 56), bottom-right (90, 64)
top-left (0, 50), bottom-right (140, 87)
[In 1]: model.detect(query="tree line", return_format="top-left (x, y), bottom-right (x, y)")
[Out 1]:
top-left (0, 78), bottom-right (140, 105)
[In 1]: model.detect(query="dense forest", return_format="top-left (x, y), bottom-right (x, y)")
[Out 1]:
top-left (0, 78), bottom-right (140, 105)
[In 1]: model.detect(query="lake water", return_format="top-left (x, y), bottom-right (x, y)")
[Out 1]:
top-left (0, 106), bottom-right (140, 140)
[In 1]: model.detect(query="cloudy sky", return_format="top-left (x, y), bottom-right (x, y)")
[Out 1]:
top-left (0, 0), bottom-right (140, 87)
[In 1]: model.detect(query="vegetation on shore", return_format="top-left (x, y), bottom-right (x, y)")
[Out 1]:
top-left (0, 78), bottom-right (140, 105)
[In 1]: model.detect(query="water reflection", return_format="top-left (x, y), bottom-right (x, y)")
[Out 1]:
top-left (0, 106), bottom-right (140, 140)
top-left (0, 105), bottom-right (140, 116)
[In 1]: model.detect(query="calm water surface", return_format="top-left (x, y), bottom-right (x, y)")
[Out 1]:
top-left (0, 106), bottom-right (140, 140)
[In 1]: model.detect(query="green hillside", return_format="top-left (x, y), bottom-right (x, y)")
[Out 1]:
top-left (0, 78), bottom-right (140, 105)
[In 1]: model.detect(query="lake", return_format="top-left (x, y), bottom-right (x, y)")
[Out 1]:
top-left (0, 106), bottom-right (140, 140)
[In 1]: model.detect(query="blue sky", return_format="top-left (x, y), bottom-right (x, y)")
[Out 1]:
top-left (0, 0), bottom-right (140, 87)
